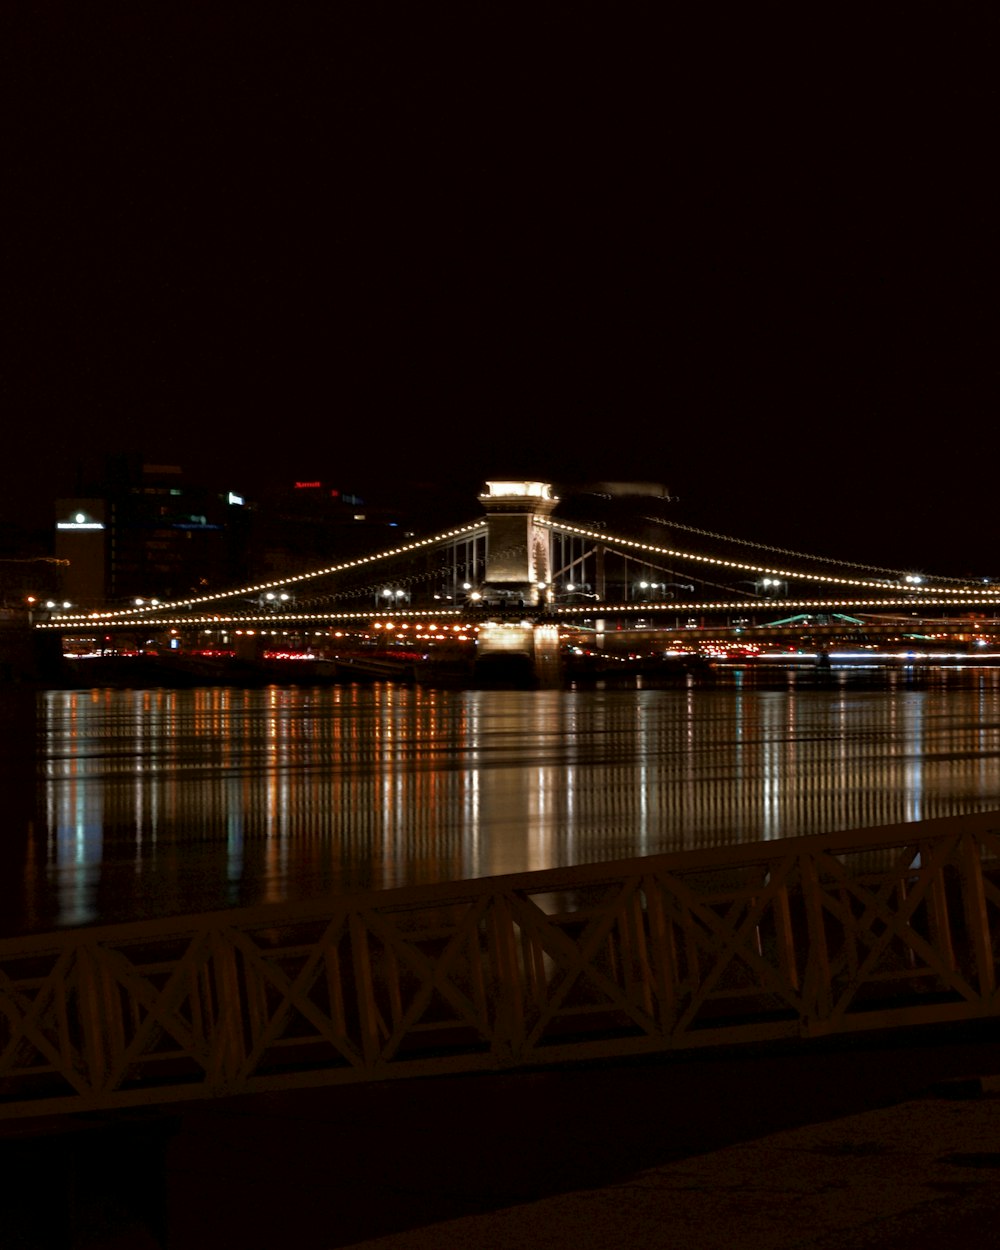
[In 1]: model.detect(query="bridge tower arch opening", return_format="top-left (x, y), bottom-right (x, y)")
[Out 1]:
top-left (477, 480), bottom-right (559, 607)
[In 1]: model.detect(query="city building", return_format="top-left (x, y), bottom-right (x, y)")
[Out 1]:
top-left (247, 478), bottom-right (413, 581)
top-left (55, 458), bottom-right (251, 609)
top-left (50, 458), bottom-right (432, 610)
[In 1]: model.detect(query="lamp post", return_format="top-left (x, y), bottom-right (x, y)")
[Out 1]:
top-left (636, 580), bottom-right (693, 601)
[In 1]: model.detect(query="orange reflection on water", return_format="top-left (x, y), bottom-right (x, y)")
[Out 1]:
top-left (12, 669), bottom-right (1000, 935)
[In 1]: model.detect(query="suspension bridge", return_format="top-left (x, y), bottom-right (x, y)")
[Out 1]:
top-left (24, 480), bottom-right (1000, 685)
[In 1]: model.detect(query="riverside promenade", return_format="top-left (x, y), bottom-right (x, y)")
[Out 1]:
top-left (7, 1017), bottom-right (997, 1248)
top-left (340, 1075), bottom-right (1000, 1250)
top-left (184, 1023), bottom-right (1000, 1250)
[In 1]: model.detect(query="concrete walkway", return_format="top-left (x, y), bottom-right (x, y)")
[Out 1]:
top-left (5, 1021), bottom-right (1000, 1248)
top-left (339, 1077), bottom-right (1000, 1249)
top-left (158, 1020), bottom-right (1000, 1250)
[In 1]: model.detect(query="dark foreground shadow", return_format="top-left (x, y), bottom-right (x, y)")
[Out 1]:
top-left (5, 1018), bottom-right (999, 1249)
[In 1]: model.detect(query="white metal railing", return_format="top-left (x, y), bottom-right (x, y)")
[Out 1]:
top-left (2, 811), bottom-right (999, 1119)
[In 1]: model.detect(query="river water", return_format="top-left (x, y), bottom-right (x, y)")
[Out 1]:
top-left (4, 666), bottom-right (1000, 937)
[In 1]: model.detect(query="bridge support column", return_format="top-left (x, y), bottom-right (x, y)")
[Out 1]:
top-left (474, 621), bottom-right (562, 687)
top-left (234, 631), bottom-right (267, 662)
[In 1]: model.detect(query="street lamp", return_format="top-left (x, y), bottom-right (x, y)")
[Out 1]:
top-left (637, 581), bottom-right (693, 600)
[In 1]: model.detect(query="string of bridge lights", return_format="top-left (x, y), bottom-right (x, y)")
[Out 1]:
top-left (641, 516), bottom-right (981, 586)
top-left (46, 522), bottom-right (489, 623)
top-left (36, 515), bottom-right (1000, 632)
top-left (288, 550), bottom-right (494, 610)
top-left (547, 598), bottom-right (1000, 617)
top-left (544, 521), bottom-right (987, 597)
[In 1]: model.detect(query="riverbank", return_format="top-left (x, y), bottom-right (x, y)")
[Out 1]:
top-left (28, 650), bottom-right (1000, 692)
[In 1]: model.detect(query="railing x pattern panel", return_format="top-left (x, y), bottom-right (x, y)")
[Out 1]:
top-left (2, 811), bottom-right (1000, 1119)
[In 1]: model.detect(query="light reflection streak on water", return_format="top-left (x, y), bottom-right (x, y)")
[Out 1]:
top-left (978, 676), bottom-right (998, 794)
top-left (44, 691), bottom-right (102, 926)
top-left (18, 672), bottom-right (1000, 933)
top-left (761, 697), bottom-right (781, 840)
top-left (905, 688), bottom-right (924, 823)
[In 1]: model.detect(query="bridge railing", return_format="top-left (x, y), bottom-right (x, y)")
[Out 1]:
top-left (2, 811), bottom-right (1000, 1119)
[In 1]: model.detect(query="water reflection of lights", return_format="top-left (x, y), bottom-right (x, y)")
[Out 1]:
top-left (22, 673), bottom-right (1000, 935)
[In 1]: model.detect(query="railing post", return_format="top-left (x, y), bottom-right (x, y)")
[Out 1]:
top-left (958, 831), bottom-right (997, 1003)
top-left (74, 943), bottom-right (110, 1096)
top-left (207, 928), bottom-right (247, 1087)
top-left (770, 879), bottom-right (800, 992)
top-left (349, 910), bottom-right (383, 1072)
top-left (799, 852), bottom-right (833, 1036)
top-left (486, 891), bottom-right (523, 1065)
top-left (921, 838), bottom-right (957, 976)
top-left (642, 873), bottom-right (679, 1035)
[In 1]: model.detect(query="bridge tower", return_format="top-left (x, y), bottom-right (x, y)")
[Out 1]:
top-left (477, 480), bottom-right (559, 606)
top-left (474, 481), bottom-right (561, 686)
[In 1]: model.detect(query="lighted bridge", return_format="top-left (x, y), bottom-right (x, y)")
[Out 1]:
top-left (31, 479), bottom-right (1000, 675)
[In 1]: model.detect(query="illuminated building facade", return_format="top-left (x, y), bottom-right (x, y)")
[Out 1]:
top-left (54, 499), bottom-right (107, 607)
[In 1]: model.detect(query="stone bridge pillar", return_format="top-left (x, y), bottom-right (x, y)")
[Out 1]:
top-left (477, 481), bottom-right (559, 607)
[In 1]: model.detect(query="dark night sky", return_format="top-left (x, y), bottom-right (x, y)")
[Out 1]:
top-left (2, 4), bottom-right (996, 576)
